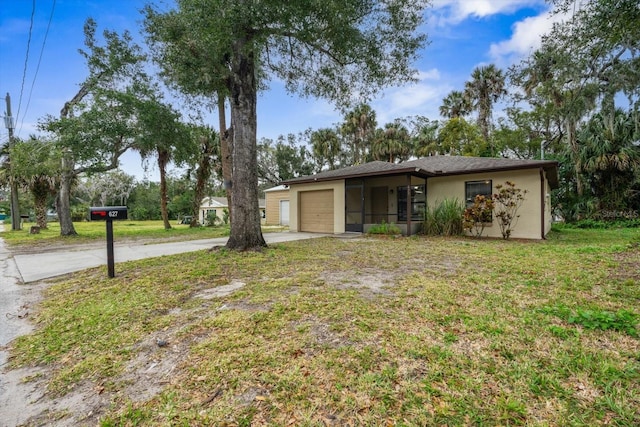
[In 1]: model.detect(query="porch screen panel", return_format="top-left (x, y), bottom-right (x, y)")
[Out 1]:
top-left (345, 186), bottom-right (363, 225)
top-left (397, 185), bottom-right (426, 221)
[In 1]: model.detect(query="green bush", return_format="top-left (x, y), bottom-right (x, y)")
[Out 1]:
top-left (367, 221), bottom-right (401, 235)
top-left (423, 198), bottom-right (464, 236)
top-left (463, 195), bottom-right (494, 237)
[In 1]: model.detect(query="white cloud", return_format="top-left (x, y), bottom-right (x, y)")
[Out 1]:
top-left (489, 7), bottom-right (572, 66)
top-left (373, 69), bottom-right (449, 123)
top-left (430, 0), bottom-right (544, 26)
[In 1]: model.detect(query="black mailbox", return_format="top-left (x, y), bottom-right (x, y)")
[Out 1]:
top-left (90, 206), bottom-right (128, 221)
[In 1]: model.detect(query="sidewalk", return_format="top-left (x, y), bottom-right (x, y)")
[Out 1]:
top-left (12, 231), bottom-right (328, 283)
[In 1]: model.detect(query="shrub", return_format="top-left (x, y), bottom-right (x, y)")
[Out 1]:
top-left (423, 198), bottom-right (464, 236)
top-left (367, 221), bottom-right (401, 235)
top-left (493, 181), bottom-right (528, 239)
top-left (205, 211), bottom-right (221, 227)
top-left (463, 195), bottom-right (494, 237)
top-left (222, 208), bottom-right (230, 225)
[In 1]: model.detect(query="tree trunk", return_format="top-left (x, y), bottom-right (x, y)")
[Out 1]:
top-left (566, 119), bottom-right (583, 196)
top-left (158, 149), bottom-right (172, 230)
top-left (191, 135), bottom-right (212, 227)
top-left (58, 151), bottom-right (78, 236)
top-left (32, 179), bottom-right (49, 229)
top-left (225, 37), bottom-right (266, 251)
top-left (218, 94), bottom-right (233, 221)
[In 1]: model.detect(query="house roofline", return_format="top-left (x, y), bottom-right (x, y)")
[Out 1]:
top-left (280, 167), bottom-right (432, 185)
top-left (282, 161), bottom-right (559, 189)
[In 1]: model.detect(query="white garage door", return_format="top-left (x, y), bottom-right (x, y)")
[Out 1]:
top-left (300, 190), bottom-right (334, 233)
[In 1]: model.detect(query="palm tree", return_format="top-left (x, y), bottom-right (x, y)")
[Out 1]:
top-left (6, 137), bottom-right (61, 229)
top-left (577, 108), bottom-right (640, 211)
top-left (189, 126), bottom-right (219, 227)
top-left (341, 104), bottom-right (377, 165)
top-left (440, 90), bottom-right (470, 119)
top-left (311, 128), bottom-right (342, 171)
top-left (464, 64), bottom-right (507, 153)
top-left (134, 95), bottom-right (191, 230)
top-left (370, 122), bottom-right (411, 163)
top-left (414, 119), bottom-right (440, 157)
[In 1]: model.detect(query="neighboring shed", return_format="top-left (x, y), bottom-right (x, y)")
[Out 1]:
top-left (264, 185), bottom-right (290, 226)
top-left (281, 156), bottom-right (559, 239)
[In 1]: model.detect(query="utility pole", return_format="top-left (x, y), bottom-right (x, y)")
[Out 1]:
top-left (4, 92), bottom-right (21, 231)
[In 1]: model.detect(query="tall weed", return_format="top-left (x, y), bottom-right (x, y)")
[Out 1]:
top-left (423, 199), bottom-right (464, 236)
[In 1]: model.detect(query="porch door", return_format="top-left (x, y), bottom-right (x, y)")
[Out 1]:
top-left (345, 181), bottom-right (364, 232)
top-left (371, 186), bottom-right (388, 223)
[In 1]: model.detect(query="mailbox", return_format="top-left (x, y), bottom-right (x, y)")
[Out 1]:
top-left (90, 206), bottom-right (128, 221)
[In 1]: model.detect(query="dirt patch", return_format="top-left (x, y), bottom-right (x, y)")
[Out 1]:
top-left (321, 268), bottom-right (397, 297)
top-left (609, 248), bottom-right (640, 282)
top-left (194, 280), bottom-right (246, 299)
top-left (319, 254), bottom-right (461, 298)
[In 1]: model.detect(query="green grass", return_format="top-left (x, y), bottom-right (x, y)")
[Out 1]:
top-left (1, 220), bottom-right (287, 248)
top-left (6, 226), bottom-right (640, 425)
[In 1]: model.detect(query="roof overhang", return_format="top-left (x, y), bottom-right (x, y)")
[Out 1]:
top-left (281, 157), bottom-right (560, 189)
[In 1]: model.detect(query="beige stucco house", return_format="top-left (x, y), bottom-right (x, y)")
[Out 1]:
top-left (280, 156), bottom-right (559, 239)
top-left (200, 196), bottom-right (265, 225)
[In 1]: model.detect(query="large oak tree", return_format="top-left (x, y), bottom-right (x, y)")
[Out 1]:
top-left (144, 0), bottom-right (429, 250)
top-left (41, 19), bottom-right (147, 235)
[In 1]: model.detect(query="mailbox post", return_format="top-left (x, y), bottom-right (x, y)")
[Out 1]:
top-left (90, 206), bottom-right (128, 278)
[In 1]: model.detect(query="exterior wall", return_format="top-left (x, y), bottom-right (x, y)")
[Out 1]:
top-left (289, 180), bottom-right (345, 233)
top-left (288, 168), bottom-right (552, 238)
top-left (200, 207), bottom-right (224, 225)
top-left (427, 168), bottom-right (546, 239)
top-left (543, 170), bottom-right (553, 235)
top-left (265, 189), bottom-right (290, 226)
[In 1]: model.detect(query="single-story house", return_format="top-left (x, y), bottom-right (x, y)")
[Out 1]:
top-left (280, 156), bottom-right (559, 239)
top-left (200, 196), bottom-right (266, 225)
top-left (264, 185), bottom-right (290, 226)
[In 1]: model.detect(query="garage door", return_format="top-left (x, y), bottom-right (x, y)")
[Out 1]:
top-left (300, 190), bottom-right (334, 233)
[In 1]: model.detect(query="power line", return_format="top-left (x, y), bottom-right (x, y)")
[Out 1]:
top-left (19, 0), bottom-right (57, 135)
top-left (16, 0), bottom-right (36, 132)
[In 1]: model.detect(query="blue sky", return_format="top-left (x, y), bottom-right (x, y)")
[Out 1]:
top-left (0, 0), bottom-right (569, 180)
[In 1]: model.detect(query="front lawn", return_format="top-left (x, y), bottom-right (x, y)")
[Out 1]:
top-left (0, 220), bottom-right (232, 248)
top-left (7, 227), bottom-right (640, 425)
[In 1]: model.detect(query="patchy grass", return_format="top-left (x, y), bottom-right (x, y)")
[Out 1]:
top-left (7, 227), bottom-right (640, 426)
top-left (1, 220), bottom-right (287, 250)
top-left (0, 220), bottom-right (230, 246)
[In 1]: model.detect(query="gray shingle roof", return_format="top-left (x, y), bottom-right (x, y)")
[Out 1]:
top-left (281, 156), bottom-right (559, 188)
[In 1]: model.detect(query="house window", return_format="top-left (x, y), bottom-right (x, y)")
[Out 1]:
top-left (465, 180), bottom-right (492, 206)
top-left (465, 180), bottom-right (492, 222)
top-left (398, 185), bottom-right (426, 221)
